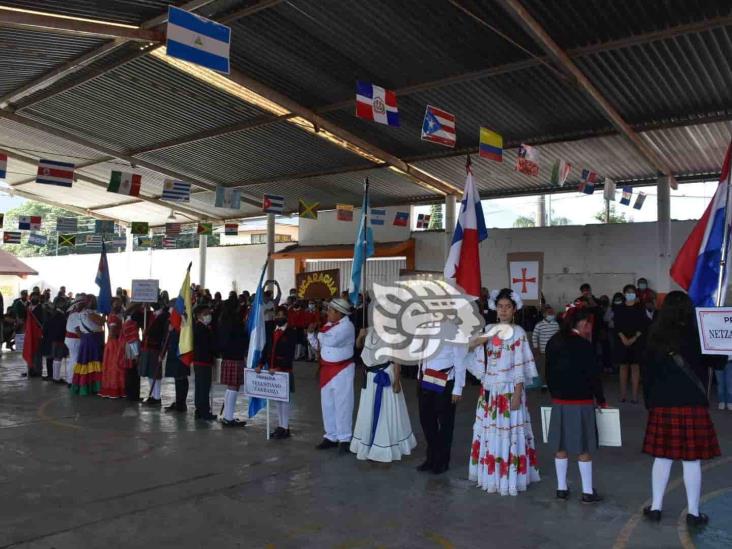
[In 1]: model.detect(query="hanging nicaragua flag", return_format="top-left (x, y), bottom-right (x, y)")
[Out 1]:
top-left (162, 179), bottom-right (191, 202)
top-left (166, 6), bottom-right (231, 74)
top-left (393, 211), bottom-right (409, 227)
top-left (349, 181), bottom-right (375, 304)
top-left (3, 231), bottom-right (21, 244)
top-left (37, 159), bottom-right (74, 187)
top-left (550, 159), bottom-right (571, 187)
top-left (479, 128), bottom-right (503, 162)
top-left (298, 199), bottom-right (318, 220)
top-left (0, 153), bottom-right (7, 181)
top-left (355, 81), bottom-right (399, 127)
top-left (170, 263), bottom-right (194, 365)
top-left (671, 141), bottom-right (732, 307)
top-left (603, 177), bottom-right (616, 201)
top-left (56, 217), bottom-right (78, 232)
top-left (337, 204), bottom-right (354, 222)
top-left (246, 261), bottom-right (269, 417)
top-left (444, 157), bottom-right (488, 297)
top-left (107, 171), bottom-right (141, 196)
top-left (370, 208), bottom-right (386, 226)
top-left (95, 241), bottom-right (112, 314)
top-left (130, 222), bottom-right (149, 235)
top-left (18, 216), bottom-right (41, 230)
top-left (262, 193), bottom-right (284, 214)
top-left (224, 223), bottom-right (238, 235)
top-left (165, 222), bottom-right (181, 235)
top-left (421, 105), bottom-right (456, 148)
top-left (620, 186), bottom-right (633, 206)
top-left (578, 169), bottom-right (599, 194)
top-left (633, 192), bottom-right (647, 210)
top-left (215, 185), bottom-right (241, 209)
top-left (27, 233), bottom-right (47, 247)
top-left (515, 144), bottom-right (540, 176)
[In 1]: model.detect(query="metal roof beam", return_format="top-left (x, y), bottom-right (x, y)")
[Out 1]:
top-left (7, 187), bottom-right (118, 222)
top-left (496, 0), bottom-right (678, 188)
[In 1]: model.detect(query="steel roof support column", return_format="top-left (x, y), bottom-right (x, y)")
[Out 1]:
top-left (199, 233), bottom-right (208, 290)
top-left (444, 194), bottom-right (456, 262)
top-left (656, 175), bottom-right (672, 294)
top-left (266, 213), bottom-right (275, 285)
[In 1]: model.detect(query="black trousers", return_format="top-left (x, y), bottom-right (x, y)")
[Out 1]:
top-left (418, 380), bottom-right (456, 469)
top-left (174, 377), bottom-right (189, 407)
top-left (194, 365), bottom-right (212, 414)
top-left (125, 367), bottom-right (140, 401)
top-left (45, 357), bottom-right (54, 378)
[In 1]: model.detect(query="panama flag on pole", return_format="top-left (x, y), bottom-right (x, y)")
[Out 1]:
top-left (671, 141), bottom-right (732, 307)
top-left (246, 260), bottom-right (269, 418)
top-left (170, 263), bottom-right (194, 365)
top-left (444, 157), bottom-right (488, 297)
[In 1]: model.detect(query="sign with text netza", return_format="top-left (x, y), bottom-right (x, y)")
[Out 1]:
top-left (131, 279), bottom-right (160, 303)
top-left (242, 369), bottom-right (290, 402)
top-left (696, 307), bottom-right (732, 355)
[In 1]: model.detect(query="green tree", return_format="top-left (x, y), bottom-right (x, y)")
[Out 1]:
top-left (1, 202), bottom-right (86, 257)
top-left (427, 204), bottom-right (443, 230)
top-left (513, 215), bottom-right (535, 228)
top-left (593, 204), bottom-right (630, 224)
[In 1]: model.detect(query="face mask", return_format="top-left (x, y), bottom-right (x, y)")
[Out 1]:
top-left (638, 283), bottom-right (647, 290)
top-left (625, 293), bottom-right (636, 302)
top-left (308, 304), bottom-right (315, 311)
top-left (275, 318), bottom-right (287, 327)
top-left (201, 314), bottom-right (212, 325)
top-left (545, 315), bottom-right (555, 322)
top-left (613, 300), bottom-right (623, 305)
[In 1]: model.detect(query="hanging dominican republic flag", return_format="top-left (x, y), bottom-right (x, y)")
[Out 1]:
top-left (224, 223), bottom-right (238, 235)
top-left (166, 6), bottom-right (231, 74)
top-left (197, 223), bottom-right (212, 235)
top-left (633, 192), bottom-right (647, 210)
top-left (336, 204), bottom-right (353, 222)
top-left (393, 211), bottom-right (409, 227)
top-left (0, 153), bottom-right (7, 181)
top-left (479, 128), bottom-right (503, 162)
top-left (246, 260), bottom-right (269, 417)
top-left (416, 213), bottom-right (431, 229)
top-left (370, 208), bottom-right (386, 226)
top-left (215, 185), bottom-right (241, 209)
top-left (421, 105), bottom-right (456, 148)
top-left (163, 237), bottom-right (177, 249)
top-left (58, 234), bottom-right (76, 247)
top-left (95, 242), bottom-right (112, 314)
top-left (349, 181), bottom-right (375, 304)
top-left (262, 193), bottom-right (284, 214)
top-left (18, 216), bottom-right (41, 230)
top-left (671, 141), bottom-right (732, 307)
top-left (516, 144), bottom-right (540, 176)
top-left (162, 179), bottom-right (191, 202)
top-left (28, 233), bottom-right (47, 247)
top-left (298, 199), bottom-right (318, 220)
top-left (3, 231), bottom-right (21, 244)
top-left (603, 178), bottom-right (616, 201)
top-left (37, 159), bottom-right (74, 187)
top-left (95, 220), bottom-right (115, 234)
top-left (170, 263), bottom-right (194, 366)
top-left (620, 186), bottom-right (633, 206)
top-left (578, 169), bottom-right (599, 194)
top-left (130, 222), bottom-right (149, 235)
top-left (165, 222), bottom-right (181, 235)
top-left (550, 159), bottom-right (571, 186)
top-left (356, 81), bottom-right (399, 127)
top-left (56, 217), bottom-right (78, 232)
top-left (444, 157), bottom-right (488, 297)
top-left (107, 171), bottom-right (141, 196)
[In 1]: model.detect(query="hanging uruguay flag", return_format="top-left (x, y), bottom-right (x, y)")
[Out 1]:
top-left (421, 105), bottom-right (456, 148)
top-left (444, 157), bottom-right (488, 297)
top-left (166, 6), bottom-right (231, 74)
top-left (671, 141), bottom-right (732, 307)
top-left (162, 179), bottom-right (191, 202)
top-left (37, 159), bottom-right (74, 187)
top-left (246, 260), bottom-right (269, 418)
top-left (349, 180), bottom-right (375, 304)
top-left (620, 186), bottom-right (633, 206)
top-left (0, 153), bottom-right (7, 181)
top-left (370, 208), bottom-right (386, 226)
top-left (356, 81), bottom-right (399, 127)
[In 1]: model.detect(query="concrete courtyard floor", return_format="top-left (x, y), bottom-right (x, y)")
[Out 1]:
top-left (1, 353), bottom-right (731, 549)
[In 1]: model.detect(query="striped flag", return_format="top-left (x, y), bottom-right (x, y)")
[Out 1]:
top-left (197, 223), bottom-right (212, 235)
top-left (165, 222), bottom-right (181, 235)
top-left (603, 177), bottom-right (616, 201)
top-left (620, 186), bottom-right (633, 206)
top-left (56, 217), bottom-right (78, 232)
top-left (393, 211), bottom-right (409, 226)
top-left (0, 153), bottom-right (6, 181)
top-left (166, 6), bottom-right (231, 74)
top-left (130, 222), bottom-right (149, 235)
top-left (550, 159), bottom-right (571, 187)
top-left (58, 234), bottom-right (76, 247)
top-left (298, 199), bottom-right (318, 220)
top-left (95, 220), bottom-right (115, 234)
top-left (578, 169), bottom-right (599, 194)
top-left (18, 216), bottom-right (41, 230)
top-left (215, 185), bottom-right (241, 209)
top-left (633, 192), bottom-right (647, 210)
top-left (3, 231), bottom-right (21, 244)
top-left (27, 232), bottom-right (47, 246)
top-left (224, 223), bottom-right (238, 235)
top-left (479, 128), bottom-right (503, 162)
top-left (262, 194), bottom-right (284, 214)
top-left (163, 236), bottom-right (177, 249)
top-left (421, 105), bottom-right (456, 148)
top-left (86, 234), bottom-right (102, 247)
top-left (370, 208), bottom-right (386, 226)
top-left (162, 179), bottom-right (191, 202)
top-left (336, 204), bottom-right (353, 222)
top-left (107, 170), bottom-right (141, 196)
top-left (37, 159), bottom-right (74, 187)
top-left (246, 261), bottom-right (269, 417)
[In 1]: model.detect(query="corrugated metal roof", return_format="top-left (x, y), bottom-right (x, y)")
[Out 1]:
top-left (0, 0), bottom-right (179, 25)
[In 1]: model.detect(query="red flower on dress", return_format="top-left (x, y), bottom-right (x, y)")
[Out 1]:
top-left (518, 455), bottom-right (527, 474)
top-left (471, 440), bottom-right (480, 463)
top-left (492, 335), bottom-right (502, 347)
top-left (528, 447), bottom-right (538, 467)
top-left (496, 394), bottom-right (509, 414)
top-left (486, 454), bottom-right (496, 474)
top-left (499, 458), bottom-right (509, 477)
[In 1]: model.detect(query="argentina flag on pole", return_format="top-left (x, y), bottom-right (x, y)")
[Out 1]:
top-left (166, 7), bottom-right (231, 74)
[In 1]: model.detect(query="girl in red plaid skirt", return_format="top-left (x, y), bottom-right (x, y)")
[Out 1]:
top-left (641, 292), bottom-right (721, 528)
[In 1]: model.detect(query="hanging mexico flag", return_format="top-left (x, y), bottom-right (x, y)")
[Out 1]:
top-left (107, 171), bottom-right (141, 196)
top-left (550, 159), bottom-right (571, 186)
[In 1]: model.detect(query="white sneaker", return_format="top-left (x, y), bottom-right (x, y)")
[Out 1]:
top-left (719, 403), bottom-right (727, 410)
top-left (727, 404), bottom-right (732, 411)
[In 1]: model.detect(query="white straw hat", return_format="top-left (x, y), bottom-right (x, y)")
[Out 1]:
top-left (328, 297), bottom-right (352, 315)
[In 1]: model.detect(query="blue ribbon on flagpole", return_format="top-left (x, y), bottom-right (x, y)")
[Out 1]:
top-left (368, 369), bottom-right (391, 447)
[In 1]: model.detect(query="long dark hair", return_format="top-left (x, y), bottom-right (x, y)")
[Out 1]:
top-left (646, 291), bottom-right (694, 355)
top-left (495, 288), bottom-right (517, 309)
top-left (560, 308), bottom-right (591, 337)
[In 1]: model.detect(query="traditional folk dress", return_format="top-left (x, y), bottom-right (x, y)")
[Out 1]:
top-left (99, 313), bottom-right (126, 398)
top-left (469, 323), bottom-right (541, 496)
top-left (64, 311), bottom-right (82, 385)
top-left (351, 329), bottom-right (417, 462)
top-left (72, 310), bottom-right (105, 396)
top-left (307, 317), bottom-right (355, 443)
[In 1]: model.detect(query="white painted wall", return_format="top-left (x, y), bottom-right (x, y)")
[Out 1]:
top-left (299, 206), bottom-right (412, 245)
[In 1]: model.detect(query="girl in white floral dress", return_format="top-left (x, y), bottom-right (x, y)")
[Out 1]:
top-left (468, 288), bottom-right (541, 496)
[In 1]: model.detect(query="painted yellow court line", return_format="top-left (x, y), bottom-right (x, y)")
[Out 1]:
top-left (37, 396), bottom-right (83, 430)
top-left (675, 486), bottom-right (732, 549)
top-left (425, 531), bottom-right (455, 549)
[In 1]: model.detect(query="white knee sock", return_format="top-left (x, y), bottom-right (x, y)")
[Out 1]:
top-left (66, 360), bottom-right (74, 384)
top-left (651, 457), bottom-right (673, 511)
top-left (682, 460), bottom-right (702, 516)
top-left (578, 461), bottom-right (593, 495)
top-left (555, 458), bottom-right (568, 490)
top-left (278, 401), bottom-right (290, 429)
top-left (149, 378), bottom-right (161, 399)
top-left (52, 360), bottom-right (62, 381)
top-left (223, 389), bottom-right (238, 421)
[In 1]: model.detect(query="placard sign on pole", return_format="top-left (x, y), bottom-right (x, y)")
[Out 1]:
top-left (131, 279), bottom-right (160, 303)
top-left (695, 307), bottom-right (732, 355)
top-left (242, 370), bottom-right (290, 402)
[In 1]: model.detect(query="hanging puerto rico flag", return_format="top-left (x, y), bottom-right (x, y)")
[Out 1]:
top-left (224, 223), bottom-right (238, 235)
top-left (603, 177), bottom-right (616, 201)
top-left (671, 141), bottom-right (732, 307)
top-left (393, 211), bottom-right (409, 227)
top-left (18, 216), bottom-right (41, 230)
top-left (95, 220), bottom-right (115, 234)
top-left (578, 169), bottom-right (599, 194)
top-left (336, 204), bottom-right (353, 222)
top-left (197, 223), bottom-right (212, 235)
top-left (479, 128), bottom-right (503, 162)
top-left (633, 192), bottom-right (647, 210)
top-left (262, 193), bottom-right (284, 214)
top-left (298, 199), bottom-right (318, 220)
top-left (37, 159), bottom-right (74, 187)
top-left (550, 159), bottom-right (571, 187)
top-left (56, 217), bottom-right (78, 232)
top-left (163, 236), bottom-right (177, 249)
top-left (130, 222), bottom-right (149, 235)
top-left (444, 157), bottom-right (488, 297)
top-left (166, 6), bottom-right (231, 74)
top-left (214, 185), bottom-right (241, 209)
top-left (355, 81), bottom-right (399, 127)
top-left (515, 144), bottom-right (540, 176)
top-left (161, 179), bottom-right (191, 202)
top-left (421, 105), bottom-right (456, 148)
top-left (165, 222), bottom-right (181, 235)
top-left (107, 170), bottom-right (141, 196)
top-left (58, 234), bottom-right (76, 247)
top-left (27, 233), bottom-right (47, 247)
top-left (370, 208), bottom-right (386, 226)
top-left (0, 153), bottom-right (7, 181)
top-left (620, 186), bottom-right (633, 206)
top-left (3, 231), bottom-right (21, 244)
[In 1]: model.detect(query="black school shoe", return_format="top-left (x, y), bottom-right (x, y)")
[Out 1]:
top-left (416, 460), bottom-right (433, 472)
top-left (581, 490), bottom-right (603, 504)
top-left (165, 402), bottom-right (187, 412)
top-left (556, 489), bottom-right (570, 500)
top-left (686, 513), bottom-right (709, 527)
top-left (643, 506), bottom-right (662, 522)
top-left (339, 442), bottom-right (350, 454)
top-left (315, 438), bottom-right (338, 450)
top-left (432, 463), bottom-right (449, 475)
top-left (142, 398), bottom-right (162, 408)
top-left (195, 411), bottom-right (217, 421)
top-left (221, 418), bottom-right (247, 428)
top-left (270, 427), bottom-right (291, 439)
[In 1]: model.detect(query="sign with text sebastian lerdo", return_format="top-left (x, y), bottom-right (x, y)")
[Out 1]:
top-left (696, 307), bottom-right (732, 355)
top-left (243, 370), bottom-right (290, 402)
top-left (131, 279), bottom-right (160, 303)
